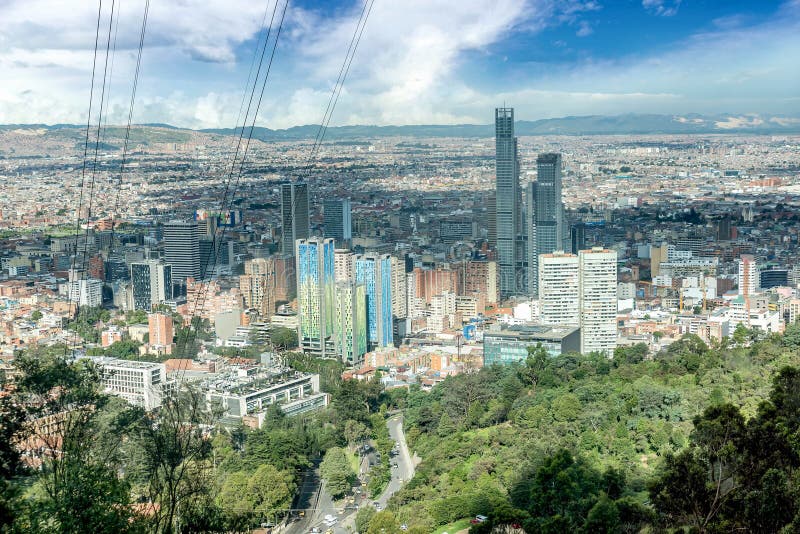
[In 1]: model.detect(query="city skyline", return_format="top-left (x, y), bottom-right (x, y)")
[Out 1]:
top-left (1, 0), bottom-right (799, 128)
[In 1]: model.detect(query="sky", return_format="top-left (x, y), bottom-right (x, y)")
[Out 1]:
top-left (0, 0), bottom-right (799, 129)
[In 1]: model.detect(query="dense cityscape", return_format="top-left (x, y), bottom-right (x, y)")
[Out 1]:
top-left (2, 111), bottom-right (800, 532)
top-left (3, 0), bottom-right (800, 532)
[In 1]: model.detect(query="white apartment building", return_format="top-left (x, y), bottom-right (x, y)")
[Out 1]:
top-left (539, 252), bottom-right (580, 327)
top-left (579, 248), bottom-right (618, 356)
top-left (67, 278), bottom-right (103, 307)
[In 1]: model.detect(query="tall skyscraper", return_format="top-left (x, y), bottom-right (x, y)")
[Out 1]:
top-left (334, 281), bottom-right (367, 367)
top-left (527, 153), bottom-right (566, 296)
top-left (296, 238), bottom-right (335, 357)
top-left (578, 247), bottom-right (618, 356)
top-left (239, 257), bottom-right (277, 318)
top-left (355, 254), bottom-right (393, 349)
top-left (163, 220), bottom-right (200, 283)
top-left (324, 199), bottom-right (352, 244)
top-left (494, 107), bottom-right (521, 298)
top-left (281, 183), bottom-right (310, 255)
top-left (390, 255), bottom-right (408, 321)
top-left (539, 252), bottom-right (580, 327)
top-left (130, 260), bottom-right (173, 311)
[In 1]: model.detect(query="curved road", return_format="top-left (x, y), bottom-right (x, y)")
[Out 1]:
top-left (287, 414), bottom-right (414, 534)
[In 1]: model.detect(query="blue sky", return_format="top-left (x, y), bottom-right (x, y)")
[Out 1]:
top-left (0, 0), bottom-right (798, 128)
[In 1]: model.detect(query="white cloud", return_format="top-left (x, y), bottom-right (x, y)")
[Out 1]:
top-left (0, 0), bottom-right (798, 128)
top-left (642, 0), bottom-right (682, 17)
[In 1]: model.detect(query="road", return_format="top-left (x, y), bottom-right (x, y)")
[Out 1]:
top-left (377, 414), bottom-right (414, 508)
top-left (286, 415), bottom-right (415, 534)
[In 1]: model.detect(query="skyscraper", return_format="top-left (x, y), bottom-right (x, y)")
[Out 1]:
top-left (578, 247), bottom-right (618, 356)
top-left (527, 153), bottom-right (566, 296)
top-left (334, 281), bottom-right (367, 367)
top-left (163, 220), bottom-right (200, 283)
top-left (539, 252), bottom-right (580, 327)
top-left (130, 260), bottom-right (173, 311)
top-left (494, 107), bottom-right (521, 298)
top-left (296, 238), bottom-right (335, 357)
top-left (355, 254), bottom-right (393, 349)
top-left (570, 222), bottom-right (586, 254)
top-left (281, 183), bottom-right (310, 255)
top-left (324, 199), bottom-right (352, 244)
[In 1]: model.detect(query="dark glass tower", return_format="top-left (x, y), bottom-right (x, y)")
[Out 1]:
top-left (494, 108), bottom-right (520, 298)
top-left (281, 182), bottom-right (310, 255)
top-left (323, 198), bottom-right (352, 244)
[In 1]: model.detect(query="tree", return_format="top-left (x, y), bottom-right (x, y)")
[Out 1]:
top-left (270, 327), bottom-right (298, 349)
top-left (367, 511), bottom-right (401, 534)
top-left (30, 310), bottom-right (42, 321)
top-left (248, 464), bottom-right (295, 520)
top-left (583, 495), bottom-right (619, 533)
top-left (135, 385), bottom-right (217, 533)
top-left (320, 447), bottom-right (355, 498)
top-left (344, 419), bottom-right (370, 452)
top-left (355, 506), bottom-right (376, 533)
top-left (520, 344), bottom-right (550, 395)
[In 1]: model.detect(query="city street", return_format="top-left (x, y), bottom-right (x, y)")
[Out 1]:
top-left (286, 414), bottom-right (415, 534)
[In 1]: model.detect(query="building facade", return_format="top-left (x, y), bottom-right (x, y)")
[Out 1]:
top-left (281, 183), bottom-right (310, 255)
top-left (494, 107), bottom-right (521, 298)
top-left (355, 254), bottom-right (394, 349)
top-left (163, 220), bottom-right (200, 283)
top-left (579, 247), bottom-right (618, 356)
top-left (296, 238), bottom-right (335, 357)
top-left (323, 198), bottom-right (352, 244)
top-left (334, 282), bottom-right (368, 367)
top-left (130, 260), bottom-right (172, 311)
top-left (539, 252), bottom-right (580, 326)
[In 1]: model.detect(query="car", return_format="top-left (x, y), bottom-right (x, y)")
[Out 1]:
top-left (400, 524), bottom-right (408, 531)
top-left (310, 528), bottom-right (321, 534)
top-left (475, 515), bottom-right (488, 523)
top-left (324, 514), bottom-right (335, 522)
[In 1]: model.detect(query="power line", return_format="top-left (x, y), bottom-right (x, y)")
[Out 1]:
top-left (108, 0), bottom-right (151, 264)
top-left (173, 0), bottom-right (288, 375)
top-left (64, 0), bottom-right (108, 359)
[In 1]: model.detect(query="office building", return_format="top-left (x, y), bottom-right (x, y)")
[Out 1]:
top-left (96, 358), bottom-right (167, 410)
top-left (529, 153), bottom-right (566, 297)
top-left (281, 183), bottom-right (310, 255)
top-left (239, 257), bottom-right (277, 318)
top-left (334, 282), bottom-right (367, 367)
top-left (579, 248), bottom-right (618, 356)
top-left (355, 254), bottom-right (394, 349)
top-left (296, 238), bottom-right (336, 357)
top-left (539, 252), bottom-right (580, 327)
top-left (163, 220), bottom-right (200, 283)
top-left (760, 269), bottom-right (788, 289)
top-left (323, 199), bottom-right (352, 244)
top-left (204, 370), bottom-right (328, 423)
top-left (570, 223), bottom-right (586, 254)
top-left (130, 260), bottom-right (172, 311)
top-left (494, 107), bottom-right (521, 298)
top-left (483, 325), bottom-right (581, 365)
top-left (738, 255), bottom-right (759, 296)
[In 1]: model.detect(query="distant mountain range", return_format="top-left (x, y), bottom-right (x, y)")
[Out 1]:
top-left (3, 113), bottom-right (799, 140)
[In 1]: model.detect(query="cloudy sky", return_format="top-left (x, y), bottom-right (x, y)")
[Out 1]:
top-left (1, 0), bottom-right (799, 128)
